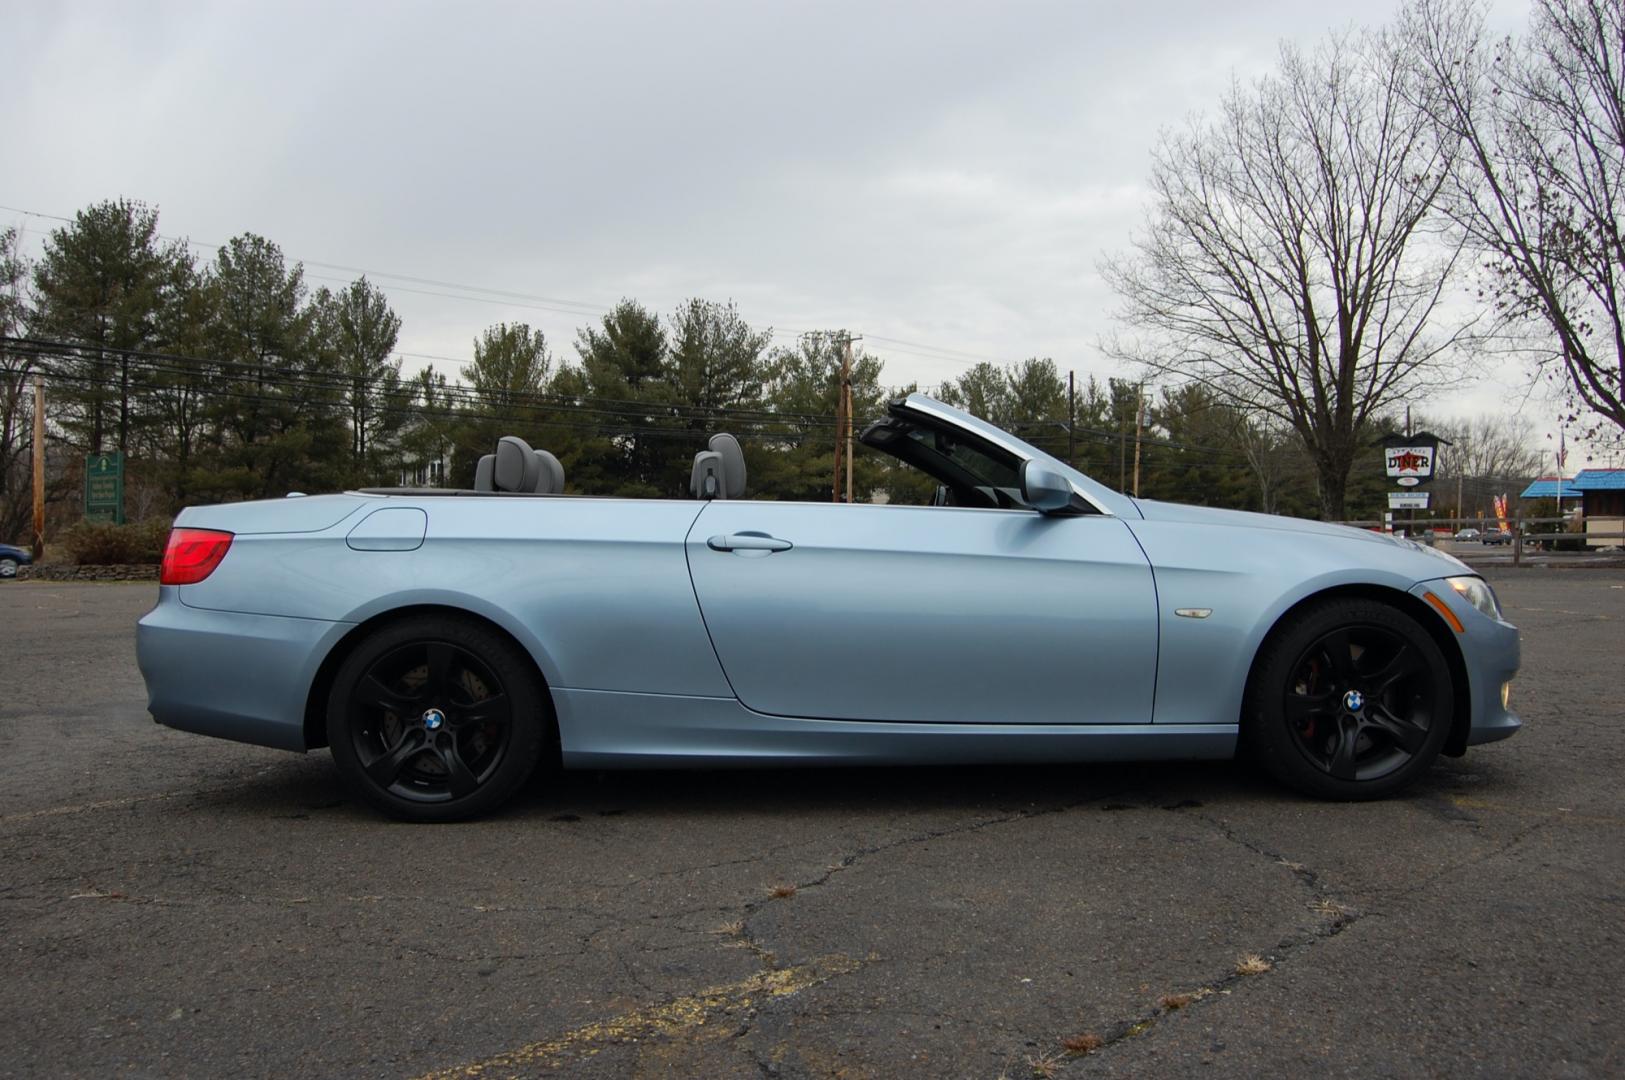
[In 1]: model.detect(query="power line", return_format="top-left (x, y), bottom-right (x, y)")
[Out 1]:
top-left (27, 365), bottom-right (857, 446)
top-left (6, 336), bottom-right (1259, 464)
top-left (1, 201), bottom-right (1030, 373)
top-left (2, 337), bottom-right (847, 428)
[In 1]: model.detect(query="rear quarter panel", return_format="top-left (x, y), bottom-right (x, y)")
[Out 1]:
top-left (178, 495), bottom-right (730, 697)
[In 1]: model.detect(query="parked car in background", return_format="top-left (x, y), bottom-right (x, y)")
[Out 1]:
top-left (1454, 528), bottom-right (1481, 542)
top-left (1483, 529), bottom-right (1512, 546)
top-left (0, 543), bottom-right (32, 579)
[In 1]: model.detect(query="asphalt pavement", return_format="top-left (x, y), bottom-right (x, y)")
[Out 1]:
top-left (1, 571), bottom-right (1622, 1079)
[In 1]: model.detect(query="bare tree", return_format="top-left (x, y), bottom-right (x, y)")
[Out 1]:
top-left (1409, 0), bottom-right (1625, 443)
top-left (1103, 27), bottom-right (1470, 518)
top-left (1234, 413), bottom-right (1302, 516)
top-left (0, 227), bottom-right (36, 541)
top-left (1438, 413), bottom-right (1545, 482)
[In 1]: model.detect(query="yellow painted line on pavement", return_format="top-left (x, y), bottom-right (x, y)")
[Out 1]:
top-left (0, 767), bottom-right (283, 827)
top-left (0, 790), bottom-right (188, 825)
top-left (414, 953), bottom-right (861, 1080)
top-left (1450, 796), bottom-right (1625, 827)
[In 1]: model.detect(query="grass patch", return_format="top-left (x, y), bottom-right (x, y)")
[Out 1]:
top-left (1060, 1032), bottom-right (1104, 1055)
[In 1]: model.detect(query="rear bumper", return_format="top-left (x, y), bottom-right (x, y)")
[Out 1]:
top-left (136, 587), bottom-right (350, 752)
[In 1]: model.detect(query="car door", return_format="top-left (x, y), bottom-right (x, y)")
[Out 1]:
top-left (685, 500), bottom-right (1158, 725)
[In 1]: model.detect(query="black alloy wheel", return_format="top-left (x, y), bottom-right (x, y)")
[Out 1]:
top-left (1245, 598), bottom-right (1453, 800)
top-left (328, 615), bottom-right (549, 822)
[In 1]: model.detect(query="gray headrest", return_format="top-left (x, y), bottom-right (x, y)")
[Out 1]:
top-left (708, 433), bottom-right (745, 499)
top-left (533, 449), bottom-right (564, 495)
top-left (474, 454), bottom-right (495, 492)
top-left (690, 450), bottom-right (723, 500)
top-left (493, 436), bottom-right (541, 493)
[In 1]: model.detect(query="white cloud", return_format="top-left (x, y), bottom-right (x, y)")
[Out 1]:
top-left (1, 0), bottom-right (1577, 450)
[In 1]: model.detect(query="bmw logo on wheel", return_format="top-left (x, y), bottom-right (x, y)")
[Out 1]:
top-left (1343, 690), bottom-right (1365, 713)
top-left (422, 708), bottom-right (446, 731)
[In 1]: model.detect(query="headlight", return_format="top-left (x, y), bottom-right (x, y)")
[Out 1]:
top-left (1447, 575), bottom-right (1502, 621)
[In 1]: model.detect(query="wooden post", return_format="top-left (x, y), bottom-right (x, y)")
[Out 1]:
top-left (831, 356), bottom-right (845, 503)
top-left (1512, 508), bottom-right (1522, 567)
top-left (842, 336), bottom-right (854, 503)
top-left (31, 380), bottom-right (45, 561)
top-left (843, 378), bottom-right (854, 504)
top-left (1067, 370), bottom-right (1076, 467)
top-left (1131, 382), bottom-right (1145, 498)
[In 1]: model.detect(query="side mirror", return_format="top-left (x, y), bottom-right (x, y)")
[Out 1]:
top-left (1020, 460), bottom-right (1076, 515)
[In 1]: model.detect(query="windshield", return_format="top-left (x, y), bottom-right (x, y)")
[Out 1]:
top-left (860, 413), bottom-right (1046, 510)
top-left (881, 394), bottom-right (1131, 515)
top-left (902, 425), bottom-right (1022, 491)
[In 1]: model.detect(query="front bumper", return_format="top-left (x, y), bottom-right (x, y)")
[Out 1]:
top-left (1410, 580), bottom-right (1522, 748)
top-left (137, 586), bottom-right (351, 752)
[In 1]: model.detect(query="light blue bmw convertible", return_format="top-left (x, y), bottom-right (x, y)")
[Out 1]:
top-left (137, 394), bottom-right (1520, 821)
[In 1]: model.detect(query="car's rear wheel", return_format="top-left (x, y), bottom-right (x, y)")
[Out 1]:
top-left (1244, 598), bottom-right (1453, 800)
top-left (327, 615), bottom-right (550, 822)
top-left (0, 557), bottom-right (18, 579)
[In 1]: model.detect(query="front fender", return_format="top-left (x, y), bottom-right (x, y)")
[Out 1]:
top-left (1128, 518), bottom-right (1446, 727)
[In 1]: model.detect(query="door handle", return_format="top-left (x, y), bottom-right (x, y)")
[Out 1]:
top-left (707, 532), bottom-right (793, 553)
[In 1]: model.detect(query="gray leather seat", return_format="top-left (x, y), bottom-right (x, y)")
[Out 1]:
top-left (690, 450), bottom-right (723, 499)
top-left (475, 436), bottom-right (565, 494)
top-left (531, 448), bottom-right (565, 494)
top-left (690, 433), bottom-right (745, 500)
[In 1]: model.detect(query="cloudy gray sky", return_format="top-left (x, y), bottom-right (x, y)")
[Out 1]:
top-left (8, 0), bottom-right (1577, 460)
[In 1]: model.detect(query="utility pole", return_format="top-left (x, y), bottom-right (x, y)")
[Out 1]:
top-left (1067, 370), bottom-right (1076, 467)
top-left (1131, 381), bottom-right (1145, 498)
top-left (1118, 397), bottom-right (1127, 492)
top-left (843, 335), bottom-right (855, 504)
top-left (1405, 405), bottom-right (1416, 537)
top-left (31, 379), bottom-right (45, 561)
top-left (822, 332), bottom-right (861, 503)
top-left (831, 376), bottom-right (844, 504)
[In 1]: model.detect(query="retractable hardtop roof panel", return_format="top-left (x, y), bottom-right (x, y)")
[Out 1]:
top-left (861, 393), bottom-right (1117, 515)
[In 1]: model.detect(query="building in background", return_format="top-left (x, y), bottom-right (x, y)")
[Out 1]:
top-left (1520, 471), bottom-right (1625, 548)
top-left (1572, 470), bottom-right (1625, 549)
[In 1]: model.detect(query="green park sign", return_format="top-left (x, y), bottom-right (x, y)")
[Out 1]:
top-left (85, 452), bottom-right (125, 524)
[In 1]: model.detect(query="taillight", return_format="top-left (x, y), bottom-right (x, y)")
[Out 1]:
top-left (160, 528), bottom-right (234, 585)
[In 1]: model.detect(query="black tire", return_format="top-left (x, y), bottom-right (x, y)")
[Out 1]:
top-left (327, 614), bottom-right (550, 822)
top-left (1243, 598), bottom-right (1453, 800)
top-left (0, 557), bottom-right (17, 579)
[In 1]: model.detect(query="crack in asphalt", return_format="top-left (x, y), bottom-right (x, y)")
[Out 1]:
top-left (1031, 803), bottom-right (1363, 1073)
top-left (583, 838), bottom-right (813, 891)
top-left (714, 790), bottom-right (1140, 1074)
top-left (748, 792), bottom-right (1139, 918)
top-left (1373, 817), bottom-right (1552, 905)
top-left (1049, 790), bottom-right (1592, 1072)
top-left (398, 792), bottom-right (1141, 1077)
top-left (409, 953), bottom-right (863, 1080)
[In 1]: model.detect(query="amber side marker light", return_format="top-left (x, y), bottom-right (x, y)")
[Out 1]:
top-left (1421, 591), bottom-right (1465, 633)
top-left (160, 528), bottom-right (234, 585)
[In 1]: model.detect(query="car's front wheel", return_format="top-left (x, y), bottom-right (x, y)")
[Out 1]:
top-left (327, 615), bottom-right (550, 822)
top-left (1244, 598), bottom-right (1453, 800)
top-left (0, 557), bottom-right (18, 579)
